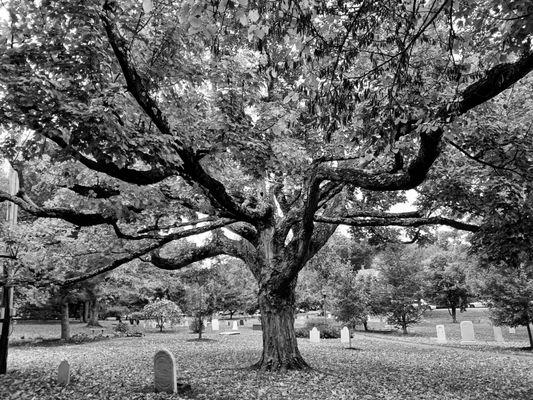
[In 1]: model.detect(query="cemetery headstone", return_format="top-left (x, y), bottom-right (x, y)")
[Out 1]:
top-left (493, 326), bottom-right (504, 343)
top-left (508, 326), bottom-right (515, 334)
top-left (184, 319), bottom-right (189, 327)
top-left (460, 321), bottom-right (476, 344)
top-left (154, 349), bottom-right (177, 394)
top-left (212, 318), bottom-right (220, 331)
top-left (57, 360), bottom-right (70, 386)
top-left (310, 327), bottom-right (320, 343)
top-left (340, 327), bottom-right (350, 344)
top-left (436, 325), bottom-right (447, 344)
top-left (239, 319), bottom-right (244, 326)
top-left (232, 320), bottom-right (239, 330)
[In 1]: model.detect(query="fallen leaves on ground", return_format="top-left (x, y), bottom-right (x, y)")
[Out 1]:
top-left (2, 325), bottom-right (532, 400)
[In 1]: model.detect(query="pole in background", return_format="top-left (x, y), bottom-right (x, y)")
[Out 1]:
top-left (0, 164), bottom-right (18, 374)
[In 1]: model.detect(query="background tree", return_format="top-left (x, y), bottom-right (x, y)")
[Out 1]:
top-left (179, 267), bottom-right (219, 340)
top-left (140, 298), bottom-right (182, 333)
top-left (375, 245), bottom-right (426, 334)
top-left (333, 270), bottom-right (387, 331)
top-left (423, 247), bottom-right (470, 323)
top-left (0, 0), bottom-right (531, 370)
top-left (480, 266), bottom-right (533, 349)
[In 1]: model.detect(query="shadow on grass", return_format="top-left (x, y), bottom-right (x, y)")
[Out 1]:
top-left (185, 338), bottom-right (217, 343)
top-left (137, 380), bottom-right (195, 398)
top-left (10, 336), bottom-right (112, 348)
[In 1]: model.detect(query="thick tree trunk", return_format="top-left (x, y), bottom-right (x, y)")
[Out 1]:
top-left (60, 300), bottom-right (70, 340)
top-left (87, 299), bottom-right (101, 327)
top-left (197, 317), bottom-right (203, 340)
top-left (449, 307), bottom-right (457, 323)
top-left (83, 300), bottom-right (89, 323)
top-left (526, 322), bottom-right (533, 349)
top-left (252, 287), bottom-right (309, 371)
top-left (363, 320), bottom-right (368, 332)
top-left (401, 315), bottom-right (408, 334)
top-left (0, 286), bottom-right (13, 375)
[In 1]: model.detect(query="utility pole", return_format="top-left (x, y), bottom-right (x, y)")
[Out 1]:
top-left (0, 165), bottom-right (19, 374)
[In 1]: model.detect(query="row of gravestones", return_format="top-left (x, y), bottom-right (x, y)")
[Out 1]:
top-left (309, 327), bottom-right (353, 347)
top-left (57, 349), bottom-right (186, 394)
top-left (436, 321), bottom-right (516, 344)
top-left (139, 318), bottom-right (246, 330)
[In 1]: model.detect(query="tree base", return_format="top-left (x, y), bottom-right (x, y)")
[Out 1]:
top-left (250, 355), bottom-right (311, 371)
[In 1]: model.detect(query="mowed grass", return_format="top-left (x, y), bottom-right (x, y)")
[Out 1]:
top-left (2, 314), bottom-right (533, 400)
top-left (362, 308), bottom-right (533, 346)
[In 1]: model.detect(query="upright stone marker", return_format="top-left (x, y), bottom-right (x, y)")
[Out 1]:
top-left (212, 318), bottom-right (220, 331)
top-left (508, 326), bottom-right (516, 334)
top-left (232, 320), bottom-right (239, 331)
top-left (436, 325), bottom-right (447, 344)
top-left (154, 349), bottom-right (177, 394)
top-left (309, 327), bottom-right (320, 343)
top-left (57, 360), bottom-right (70, 386)
top-left (460, 321), bottom-right (476, 344)
top-left (493, 326), bottom-right (504, 343)
top-left (340, 327), bottom-right (350, 344)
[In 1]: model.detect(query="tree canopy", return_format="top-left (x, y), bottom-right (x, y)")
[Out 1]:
top-left (1, 0), bottom-right (532, 370)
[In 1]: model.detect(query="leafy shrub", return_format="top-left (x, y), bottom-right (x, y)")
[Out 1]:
top-left (294, 321), bottom-right (342, 339)
top-left (114, 322), bottom-right (130, 334)
top-left (189, 318), bottom-right (205, 334)
top-left (69, 333), bottom-right (92, 344)
top-left (294, 327), bottom-right (310, 338)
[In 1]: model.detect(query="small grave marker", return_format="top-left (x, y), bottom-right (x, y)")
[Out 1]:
top-left (232, 320), bottom-right (239, 331)
top-left (493, 326), bottom-right (504, 343)
top-left (508, 326), bottom-right (515, 334)
top-left (212, 318), bottom-right (220, 331)
top-left (340, 327), bottom-right (350, 344)
top-left (309, 327), bottom-right (320, 343)
top-left (154, 349), bottom-right (177, 394)
top-left (57, 360), bottom-right (70, 386)
top-left (460, 321), bottom-right (476, 344)
top-left (239, 319), bottom-right (244, 326)
top-left (436, 325), bottom-right (447, 344)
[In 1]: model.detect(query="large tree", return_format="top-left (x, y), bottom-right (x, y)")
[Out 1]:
top-left (0, 0), bottom-right (532, 370)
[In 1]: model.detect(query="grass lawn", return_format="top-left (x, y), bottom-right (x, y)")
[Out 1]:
top-left (362, 308), bottom-right (533, 347)
top-left (1, 315), bottom-right (532, 400)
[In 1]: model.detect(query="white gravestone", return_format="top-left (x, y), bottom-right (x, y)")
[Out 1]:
top-left (493, 326), bottom-right (504, 343)
top-left (436, 325), bottom-right (447, 344)
top-left (508, 327), bottom-right (516, 334)
top-left (232, 320), bottom-right (239, 331)
top-left (309, 327), bottom-right (320, 343)
top-left (57, 360), bottom-right (70, 386)
top-left (340, 327), bottom-right (350, 344)
top-left (184, 319), bottom-right (189, 327)
top-left (460, 321), bottom-right (476, 344)
top-left (154, 349), bottom-right (177, 394)
top-left (212, 318), bottom-right (220, 331)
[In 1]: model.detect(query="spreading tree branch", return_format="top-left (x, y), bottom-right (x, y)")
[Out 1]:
top-left (314, 215), bottom-right (479, 232)
top-left (100, 6), bottom-right (271, 224)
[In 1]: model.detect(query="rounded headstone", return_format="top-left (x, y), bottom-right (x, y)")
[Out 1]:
top-left (154, 349), bottom-right (177, 394)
